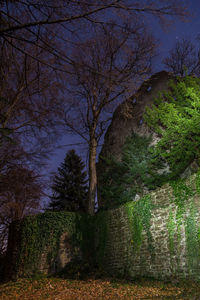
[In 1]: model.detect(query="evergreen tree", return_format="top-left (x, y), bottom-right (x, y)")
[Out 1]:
top-left (48, 149), bottom-right (88, 212)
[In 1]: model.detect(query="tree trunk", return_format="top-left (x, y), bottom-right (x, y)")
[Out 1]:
top-left (87, 137), bottom-right (97, 215)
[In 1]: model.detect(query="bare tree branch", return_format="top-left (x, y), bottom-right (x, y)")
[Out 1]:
top-left (0, 1), bottom-right (120, 35)
top-left (163, 37), bottom-right (200, 76)
top-left (61, 22), bottom-right (157, 214)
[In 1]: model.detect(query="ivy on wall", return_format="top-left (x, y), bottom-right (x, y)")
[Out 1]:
top-left (94, 211), bottom-right (108, 265)
top-left (125, 195), bottom-right (154, 257)
top-left (7, 170), bottom-right (200, 280)
top-left (142, 75), bottom-right (200, 270)
top-left (166, 210), bottom-right (176, 255)
top-left (95, 171), bottom-right (200, 279)
top-left (196, 170), bottom-right (200, 195)
top-left (124, 172), bottom-right (200, 272)
top-left (185, 204), bottom-right (199, 268)
top-left (13, 211), bottom-right (93, 278)
top-left (166, 171), bottom-right (200, 270)
top-left (97, 73), bottom-right (200, 274)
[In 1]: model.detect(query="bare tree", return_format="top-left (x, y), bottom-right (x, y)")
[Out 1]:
top-left (0, 34), bottom-right (63, 246)
top-left (0, 1), bottom-right (189, 73)
top-left (0, 38), bottom-right (64, 167)
top-left (62, 22), bottom-right (156, 214)
top-left (0, 133), bottom-right (50, 253)
top-left (0, 0), bottom-right (190, 158)
top-left (163, 38), bottom-right (200, 76)
top-left (0, 0), bottom-right (190, 218)
top-left (0, 165), bottom-right (43, 254)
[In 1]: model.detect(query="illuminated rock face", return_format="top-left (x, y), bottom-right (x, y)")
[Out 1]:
top-left (97, 71), bottom-right (174, 209)
top-left (99, 71), bottom-right (173, 161)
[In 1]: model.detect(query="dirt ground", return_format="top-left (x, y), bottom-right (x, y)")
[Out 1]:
top-left (0, 277), bottom-right (200, 299)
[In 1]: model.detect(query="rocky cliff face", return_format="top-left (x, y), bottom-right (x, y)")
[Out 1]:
top-left (97, 71), bottom-right (175, 209)
top-left (99, 71), bottom-right (174, 160)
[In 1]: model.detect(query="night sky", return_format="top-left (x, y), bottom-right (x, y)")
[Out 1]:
top-left (48, 0), bottom-right (200, 176)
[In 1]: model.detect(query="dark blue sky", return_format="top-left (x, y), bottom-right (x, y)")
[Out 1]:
top-left (154, 0), bottom-right (200, 68)
top-left (48, 1), bottom-right (200, 176)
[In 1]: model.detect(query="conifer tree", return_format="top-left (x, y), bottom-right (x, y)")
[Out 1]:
top-left (48, 149), bottom-right (88, 212)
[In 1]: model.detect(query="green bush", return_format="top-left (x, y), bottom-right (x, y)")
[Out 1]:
top-left (99, 133), bottom-right (168, 209)
top-left (144, 75), bottom-right (200, 175)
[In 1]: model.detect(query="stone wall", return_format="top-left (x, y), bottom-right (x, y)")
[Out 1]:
top-left (4, 174), bottom-right (200, 282)
top-left (95, 173), bottom-right (200, 281)
top-left (4, 211), bottom-right (93, 280)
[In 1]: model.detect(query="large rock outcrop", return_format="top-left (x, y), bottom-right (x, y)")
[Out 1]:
top-left (99, 71), bottom-right (173, 160)
top-left (97, 71), bottom-right (175, 209)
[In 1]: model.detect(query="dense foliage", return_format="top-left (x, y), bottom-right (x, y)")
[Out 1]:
top-left (9, 211), bottom-right (94, 279)
top-left (99, 75), bottom-right (200, 209)
top-left (48, 150), bottom-right (88, 212)
top-left (144, 75), bottom-right (200, 176)
top-left (99, 134), bottom-right (168, 209)
top-left (125, 194), bottom-right (154, 256)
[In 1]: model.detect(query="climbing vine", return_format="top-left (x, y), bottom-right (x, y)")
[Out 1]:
top-left (14, 211), bottom-right (93, 278)
top-left (142, 75), bottom-right (200, 269)
top-left (170, 178), bottom-right (194, 211)
top-left (9, 171), bottom-right (200, 280)
top-left (169, 178), bottom-right (195, 240)
top-left (196, 168), bottom-right (200, 195)
top-left (94, 211), bottom-right (108, 265)
top-left (165, 174), bottom-right (200, 269)
top-left (185, 204), bottom-right (199, 269)
top-left (125, 195), bottom-right (154, 257)
top-left (167, 210), bottom-right (176, 255)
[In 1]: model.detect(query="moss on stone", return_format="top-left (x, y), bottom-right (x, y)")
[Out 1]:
top-left (11, 211), bottom-right (93, 278)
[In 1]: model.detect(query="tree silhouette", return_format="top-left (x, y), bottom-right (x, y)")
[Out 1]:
top-left (163, 38), bottom-right (200, 76)
top-left (0, 1), bottom-right (188, 73)
top-left (0, 165), bottom-right (42, 254)
top-left (49, 150), bottom-right (88, 212)
top-left (63, 23), bottom-right (156, 214)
